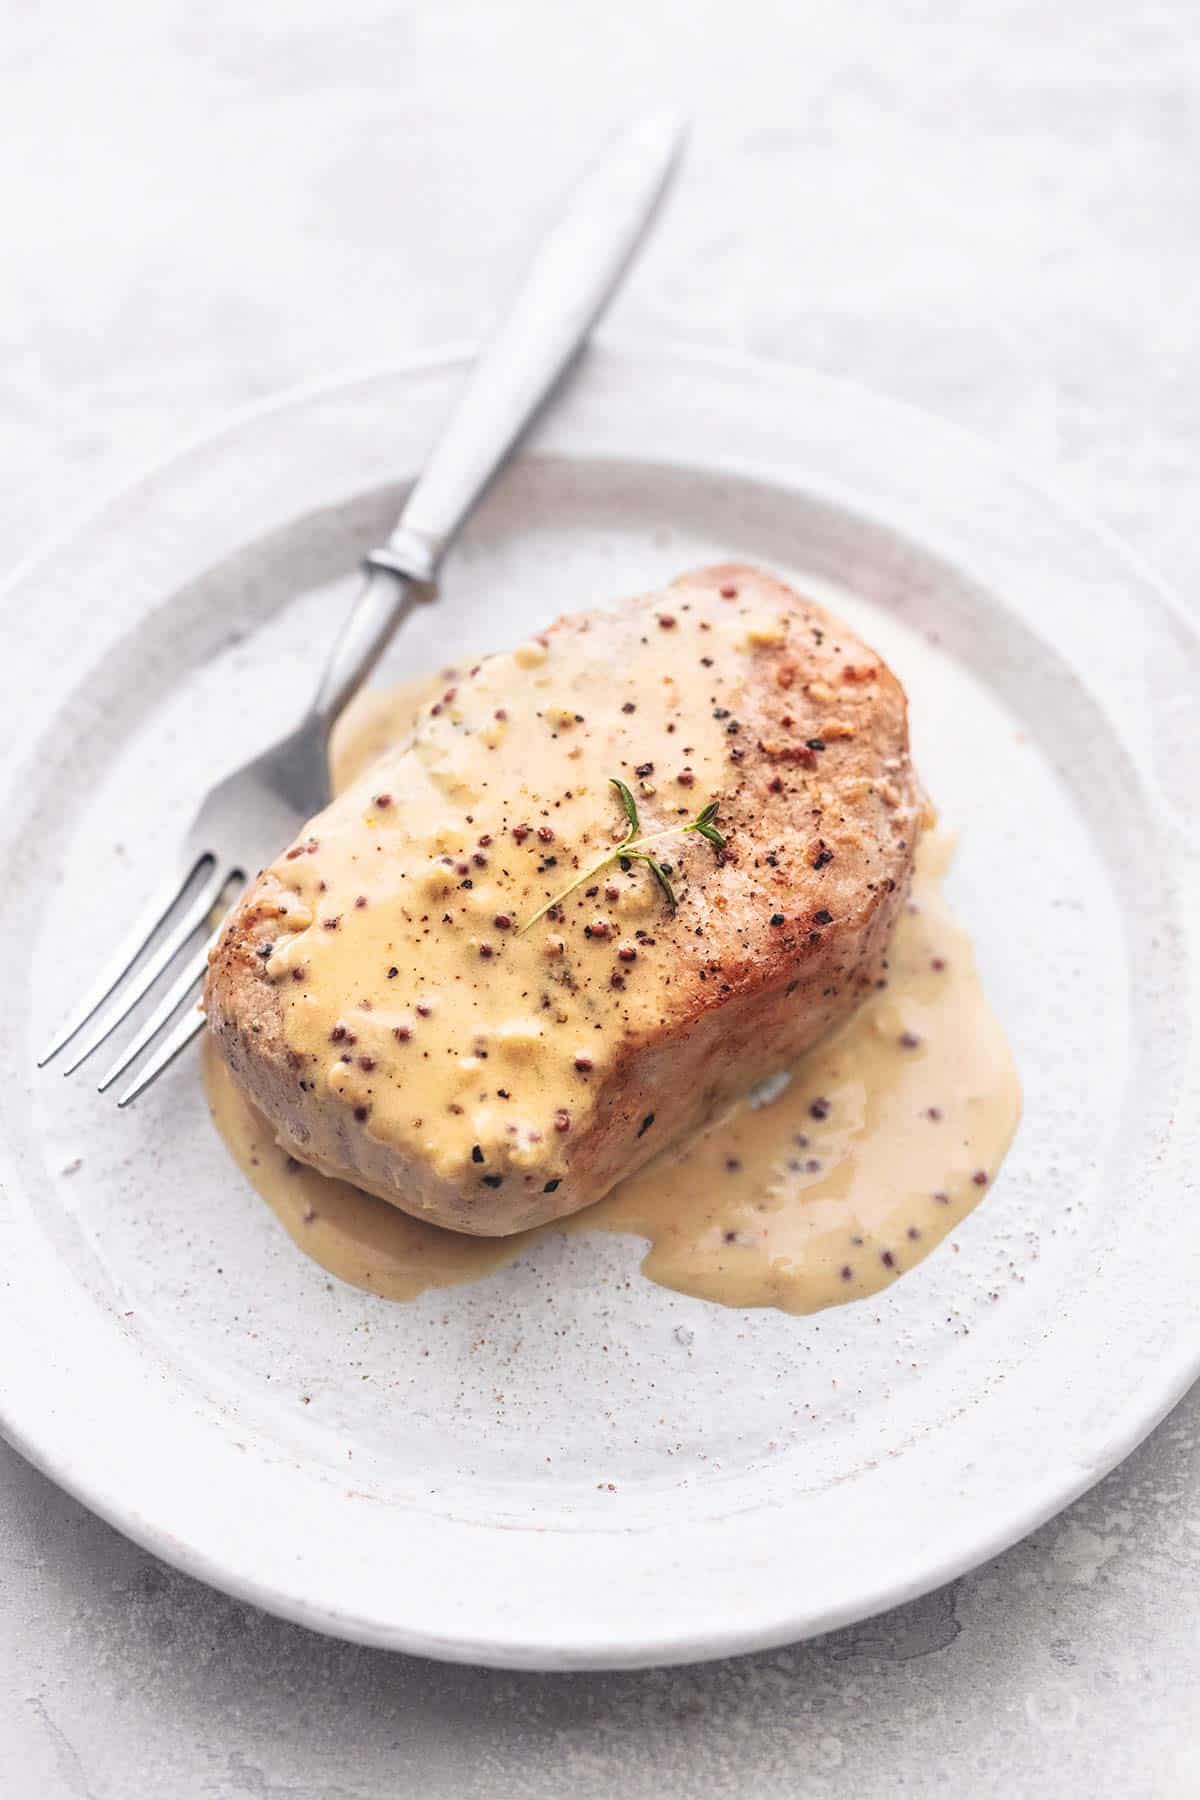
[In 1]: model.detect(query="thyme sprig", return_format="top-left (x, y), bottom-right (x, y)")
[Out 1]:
top-left (519, 777), bottom-right (725, 934)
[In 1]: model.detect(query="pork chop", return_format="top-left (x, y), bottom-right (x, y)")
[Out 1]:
top-left (204, 565), bottom-right (923, 1234)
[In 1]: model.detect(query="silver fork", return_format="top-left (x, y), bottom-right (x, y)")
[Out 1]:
top-left (38, 108), bottom-right (684, 1105)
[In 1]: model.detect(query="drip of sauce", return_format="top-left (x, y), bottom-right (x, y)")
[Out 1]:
top-left (328, 677), bottom-right (436, 795)
top-left (581, 830), bottom-right (1019, 1312)
top-left (204, 676), bottom-right (1020, 1316)
top-left (203, 1042), bottom-right (531, 1299)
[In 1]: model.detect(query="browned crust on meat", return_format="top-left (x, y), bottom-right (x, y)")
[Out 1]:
top-left (205, 565), bottom-right (923, 1234)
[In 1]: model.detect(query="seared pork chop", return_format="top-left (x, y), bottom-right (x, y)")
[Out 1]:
top-left (205, 565), bottom-right (923, 1234)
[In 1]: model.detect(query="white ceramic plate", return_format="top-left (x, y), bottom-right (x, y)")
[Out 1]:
top-left (1, 345), bottom-right (1197, 1670)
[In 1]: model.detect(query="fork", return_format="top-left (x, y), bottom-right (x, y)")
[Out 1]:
top-left (38, 109), bottom-right (683, 1104)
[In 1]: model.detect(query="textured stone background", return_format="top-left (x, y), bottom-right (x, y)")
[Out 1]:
top-left (3, 3), bottom-right (1198, 1794)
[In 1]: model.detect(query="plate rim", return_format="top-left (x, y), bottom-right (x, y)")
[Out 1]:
top-left (1, 337), bottom-right (1197, 1669)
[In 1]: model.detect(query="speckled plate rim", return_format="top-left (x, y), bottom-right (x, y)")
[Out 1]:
top-left (0, 340), bottom-right (1196, 1669)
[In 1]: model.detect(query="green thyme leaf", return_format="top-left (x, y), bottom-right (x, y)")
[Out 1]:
top-left (685, 797), bottom-right (725, 852)
top-left (609, 776), bottom-right (641, 835)
top-left (638, 853), bottom-right (677, 909)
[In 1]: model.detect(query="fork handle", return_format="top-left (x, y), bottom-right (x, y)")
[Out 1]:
top-left (374, 109), bottom-right (682, 571)
top-left (307, 109), bottom-right (683, 732)
top-left (308, 565), bottom-right (420, 728)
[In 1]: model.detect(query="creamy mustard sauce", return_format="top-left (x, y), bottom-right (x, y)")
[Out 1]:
top-left (265, 592), bottom-right (772, 1213)
top-left (580, 830), bottom-right (1020, 1311)
top-left (203, 1039), bottom-right (532, 1298)
top-left (205, 674), bottom-right (1020, 1316)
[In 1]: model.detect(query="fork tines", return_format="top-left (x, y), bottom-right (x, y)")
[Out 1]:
top-left (39, 854), bottom-right (238, 1104)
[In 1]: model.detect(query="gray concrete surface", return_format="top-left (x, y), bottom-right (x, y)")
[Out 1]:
top-left (3, 2), bottom-right (1198, 1793)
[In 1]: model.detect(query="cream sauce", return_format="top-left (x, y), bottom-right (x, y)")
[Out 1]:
top-left (205, 674), bottom-right (1020, 1316)
top-left (203, 1039), bottom-right (532, 1299)
top-left (582, 830), bottom-right (1019, 1312)
top-left (264, 589), bottom-right (771, 1208)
